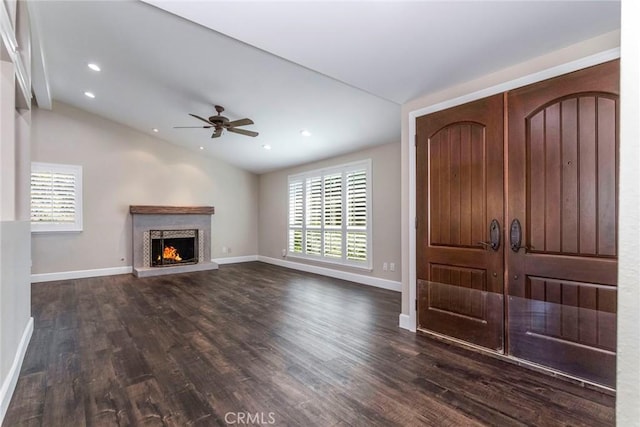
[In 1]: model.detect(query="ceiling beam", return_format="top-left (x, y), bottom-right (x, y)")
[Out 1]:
top-left (27, 1), bottom-right (51, 110)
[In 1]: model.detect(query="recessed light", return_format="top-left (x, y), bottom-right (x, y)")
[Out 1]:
top-left (300, 129), bottom-right (312, 137)
top-left (262, 144), bottom-right (272, 150)
top-left (199, 146), bottom-right (204, 150)
top-left (87, 63), bottom-right (101, 72)
top-left (84, 91), bottom-right (95, 98)
top-left (152, 128), bottom-right (159, 133)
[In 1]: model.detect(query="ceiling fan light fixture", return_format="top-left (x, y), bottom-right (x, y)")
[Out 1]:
top-left (199, 146), bottom-right (204, 150)
top-left (87, 63), bottom-right (101, 72)
top-left (152, 128), bottom-right (159, 133)
top-left (300, 129), bottom-right (312, 137)
top-left (178, 105), bottom-right (258, 139)
top-left (84, 91), bottom-right (95, 98)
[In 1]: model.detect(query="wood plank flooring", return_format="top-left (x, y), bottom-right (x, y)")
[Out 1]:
top-left (4, 262), bottom-right (614, 426)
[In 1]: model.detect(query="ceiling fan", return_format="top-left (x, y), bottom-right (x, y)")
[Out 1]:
top-left (174, 105), bottom-right (258, 138)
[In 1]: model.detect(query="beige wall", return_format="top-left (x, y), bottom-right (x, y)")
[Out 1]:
top-left (399, 30), bottom-right (621, 315)
top-left (259, 142), bottom-right (401, 282)
top-left (31, 102), bottom-right (258, 275)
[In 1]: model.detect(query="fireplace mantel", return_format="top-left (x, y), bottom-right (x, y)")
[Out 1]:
top-left (130, 205), bottom-right (215, 215)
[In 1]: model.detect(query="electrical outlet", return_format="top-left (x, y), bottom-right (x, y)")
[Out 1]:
top-left (222, 246), bottom-right (228, 254)
top-left (227, 247), bottom-right (232, 254)
top-left (281, 249), bottom-right (287, 257)
top-left (383, 262), bottom-right (388, 271)
top-left (390, 262), bottom-right (395, 272)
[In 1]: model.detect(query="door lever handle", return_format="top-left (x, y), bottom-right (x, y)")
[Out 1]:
top-left (509, 218), bottom-right (536, 252)
top-left (477, 240), bottom-right (500, 251)
top-left (510, 219), bottom-right (522, 252)
top-left (478, 219), bottom-right (501, 251)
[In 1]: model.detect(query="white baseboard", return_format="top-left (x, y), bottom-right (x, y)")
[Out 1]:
top-left (31, 266), bottom-right (133, 283)
top-left (257, 256), bottom-right (401, 292)
top-left (212, 255), bottom-right (258, 265)
top-left (0, 317), bottom-right (34, 424)
top-left (31, 256), bottom-right (261, 282)
top-left (29, 256), bottom-right (401, 294)
top-left (399, 313), bottom-right (415, 331)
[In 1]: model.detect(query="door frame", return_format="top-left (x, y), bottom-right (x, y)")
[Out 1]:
top-left (404, 48), bottom-right (620, 333)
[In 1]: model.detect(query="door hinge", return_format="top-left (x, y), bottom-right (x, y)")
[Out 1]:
top-left (415, 299), bottom-right (418, 310)
top-left (415, 216), bottom-right (418, 229)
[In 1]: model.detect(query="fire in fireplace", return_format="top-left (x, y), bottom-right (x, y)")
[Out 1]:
top-left (150, 230), bottom-right (198, 267)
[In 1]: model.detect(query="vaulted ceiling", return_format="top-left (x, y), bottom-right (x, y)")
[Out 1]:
top-left (32, 1), bottom-right (620, 174)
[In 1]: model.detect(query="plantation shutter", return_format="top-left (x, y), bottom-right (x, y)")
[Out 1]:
top-left (305, 177), bottom-right (322, 255)
top-left (30, 163), bottom-right (83, 232)
top-left (323, 173), bottom-right (342, 258)
top-left (346, 169), bottom-right (368, 262)
top-left (288, 180), bottom-right (303, 253)
top-left (287, 159), bottom-right (370, 268)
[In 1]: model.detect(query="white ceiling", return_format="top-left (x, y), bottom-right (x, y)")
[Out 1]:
top-left (33, 1), bottom-right (620, 174)
top-left (144, 0), bottom-right (621, 104)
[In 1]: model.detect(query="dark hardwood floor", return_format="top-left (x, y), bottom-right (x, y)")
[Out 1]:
top-left (4, 262), bottom-right (614, 426)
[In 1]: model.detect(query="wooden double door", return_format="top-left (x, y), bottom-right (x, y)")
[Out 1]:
top-left (416, 60), bottom-right (619, 388)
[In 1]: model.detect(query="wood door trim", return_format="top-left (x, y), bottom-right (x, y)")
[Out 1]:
top-left (503, 91), bottom-right (511, 352)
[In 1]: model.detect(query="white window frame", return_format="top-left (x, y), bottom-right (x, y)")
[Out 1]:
top-left (287, 159), bottom-right (372, 270)
top-left (30, 162), bottom-right (83, 233)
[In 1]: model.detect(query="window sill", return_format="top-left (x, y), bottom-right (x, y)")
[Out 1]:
top-left (31, 228), bottom-right (83, 234)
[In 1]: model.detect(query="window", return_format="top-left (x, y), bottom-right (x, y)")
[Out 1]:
top-left (30, 162), bottom-right (83, 232)
top-left (288, 159), bottom-right (371, 269)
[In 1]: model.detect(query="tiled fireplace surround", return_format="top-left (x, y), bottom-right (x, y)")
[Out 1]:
top-left (130, 206), bottom-right (219, 277)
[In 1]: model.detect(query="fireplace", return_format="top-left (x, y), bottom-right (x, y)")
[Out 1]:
top-left (150, 230), bottom-right (198, 267)
top-left (142, 228), bottom-right (205, 269)
top-left (130, 205), bottom-right (217, 278)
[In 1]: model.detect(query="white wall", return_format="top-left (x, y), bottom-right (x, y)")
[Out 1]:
top-left (616, 0), bottom-right (640, 422)
top-left (0, 58), bottom-right (32, 422)
top-left (31, 102), bottom-right (259, 275)
top-left (0, 61), bottom-right (15, 220)
top-left (258, 142), bottom-right (401, 283)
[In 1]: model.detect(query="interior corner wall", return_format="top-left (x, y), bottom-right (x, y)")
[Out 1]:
top-left (258, 142), bottom-right (401, 283)
top-left (399, 30), bottom-right (621, 316)
top-left (30, 102), bottom-right (259, 275)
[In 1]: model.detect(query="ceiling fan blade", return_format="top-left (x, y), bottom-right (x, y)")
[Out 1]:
top-left (211, 128), bottom-right (223, 138)
top-left (227, 127), bottom-right (259, 137)
top-left (225, 118), bottom-right (254, 127)
top-left (189, 113), bottom-right (214, 125)
top-left (173, 126), bottom-right (213, 128)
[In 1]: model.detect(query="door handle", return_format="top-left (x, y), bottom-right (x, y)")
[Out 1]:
top-left (509, 219), bottom-right (535, 252)
top-left (510, 219), bottom-right (522, 252)
top-left (478, 219), bottom-right (500, 251)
